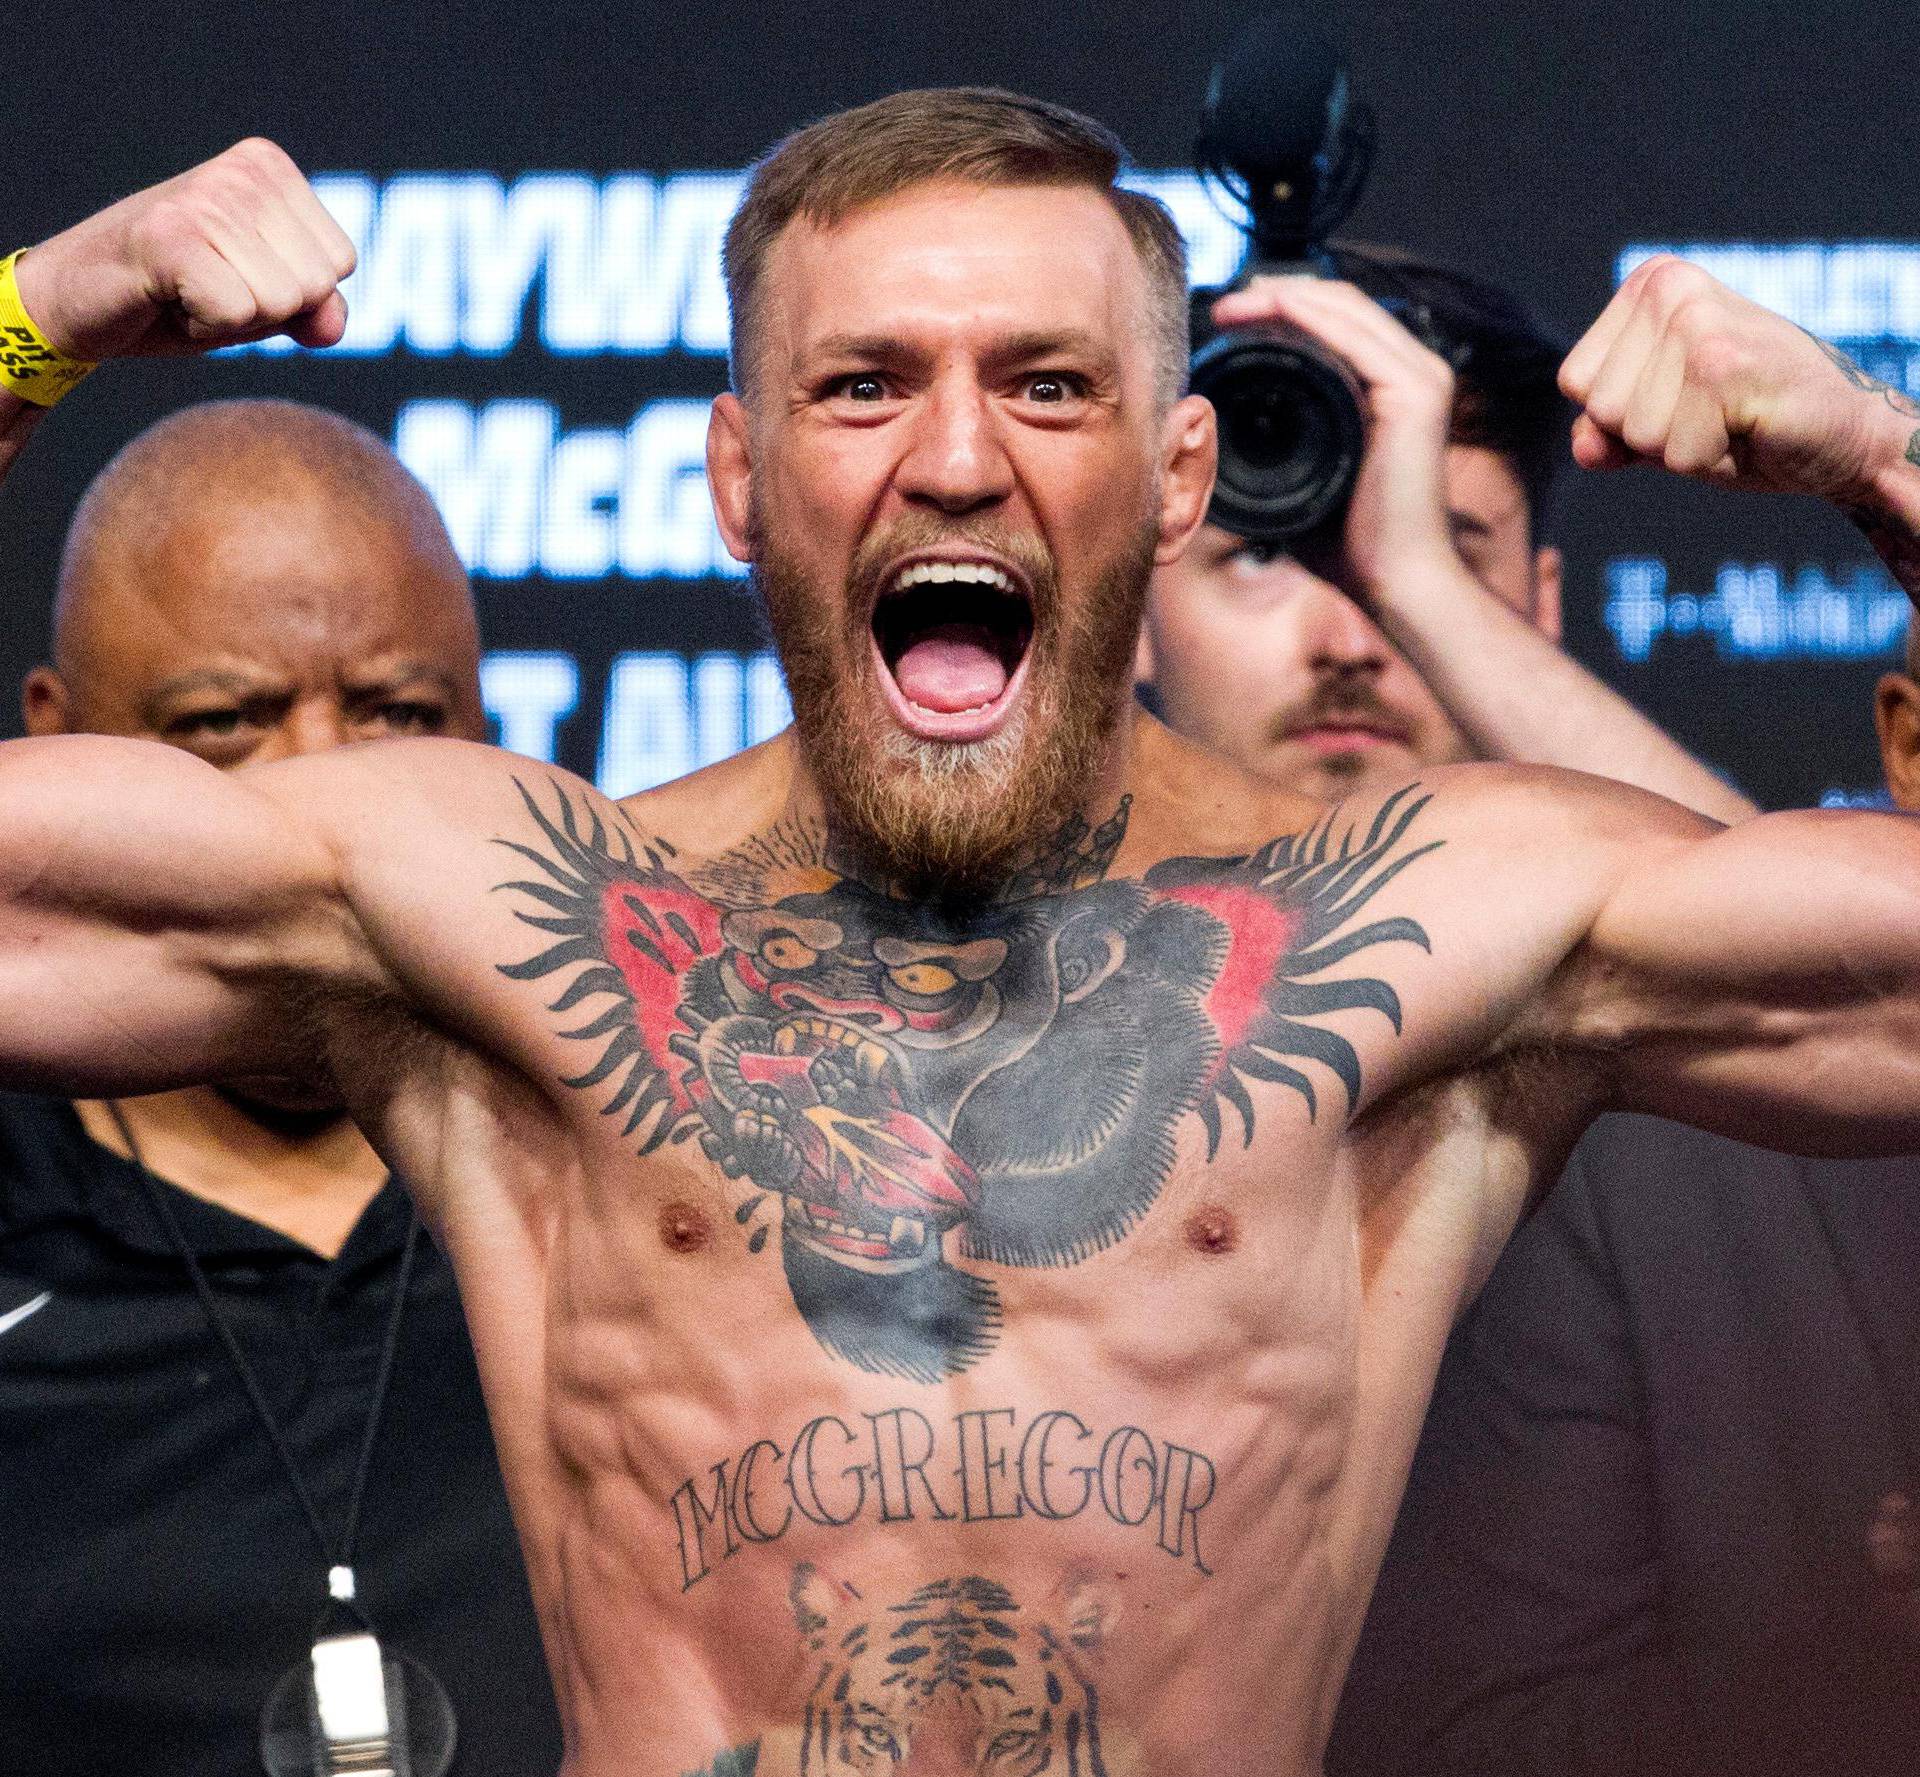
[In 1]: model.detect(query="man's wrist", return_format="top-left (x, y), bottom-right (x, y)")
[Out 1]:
top-left (1858, 412), bottom-right (1920, 528)
top-left (1842, 414), bottom-right (1920, 597)
top-left (0, 249), bottom-right (96, 407)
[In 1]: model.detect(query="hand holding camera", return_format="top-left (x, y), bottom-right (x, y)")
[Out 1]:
top-left (1210, 275), bottom-right (1465, 604)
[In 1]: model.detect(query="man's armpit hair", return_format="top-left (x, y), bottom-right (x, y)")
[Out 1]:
top-left (274, 966), bottom-right (446, 1103)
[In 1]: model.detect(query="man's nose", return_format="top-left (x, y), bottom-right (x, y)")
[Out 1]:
top-left (272, 697), bottom-right (352, 759)
top-left (896, 379), bottom-right (1014, 516)
top-left (1304, 580), bottom-right (1392, 673)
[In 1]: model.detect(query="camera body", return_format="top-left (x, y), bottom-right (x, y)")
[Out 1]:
top-left (1188, 271), bottom-right (1367, 545)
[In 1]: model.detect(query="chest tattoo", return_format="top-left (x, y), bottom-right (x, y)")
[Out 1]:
top-left (495, 782), bottom-right (1440, 1382)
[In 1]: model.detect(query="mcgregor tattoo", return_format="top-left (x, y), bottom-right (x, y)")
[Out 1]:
top-left (496, 783), bottom-right (1440, 1382)
top-left (688, 1566), bottom-right (1116, 1776)
top-left (668, 1401), bottom-right (1217, 1592)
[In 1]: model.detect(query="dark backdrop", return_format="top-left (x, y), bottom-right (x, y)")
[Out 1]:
top-left (5, 0), bottom-right (1912, 807)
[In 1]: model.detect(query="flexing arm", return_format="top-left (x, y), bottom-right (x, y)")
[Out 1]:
top-left (0, 147), bottom-right (373, 1080)
top-left (0, 137), bottom-right (355, 489)
top-left (1211, 278), bottom-right (1757, 823)
top-left (0, 735), bottom-right (362, 1094)
top-left (1547, 261), bottom-right (1920, 1147)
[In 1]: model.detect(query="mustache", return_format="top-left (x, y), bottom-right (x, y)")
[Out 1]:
top-left (1270, 676), bottom-right (1415, 745)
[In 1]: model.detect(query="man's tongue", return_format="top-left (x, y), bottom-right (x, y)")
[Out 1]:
top-left (891, 623), bottom-right (1008, 713)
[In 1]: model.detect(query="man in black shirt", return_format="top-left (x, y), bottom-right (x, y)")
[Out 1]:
top-left (0, 399), bottom-right (561, 1777)
top-left (1323, 643), bottom-right (1920, 1777)
top-left (1322, 548), bottom-right (1920, 1777)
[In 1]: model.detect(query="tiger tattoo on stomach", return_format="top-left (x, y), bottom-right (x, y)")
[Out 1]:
top-left (687, 1564), bottom-right (1113, 1777)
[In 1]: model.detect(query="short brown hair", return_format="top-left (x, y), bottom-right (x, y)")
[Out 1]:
top-left (723, 87), bottom-right (1189, 406)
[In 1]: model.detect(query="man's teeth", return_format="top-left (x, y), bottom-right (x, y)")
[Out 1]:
top-left (893, 561), bottom-right (1015, 592)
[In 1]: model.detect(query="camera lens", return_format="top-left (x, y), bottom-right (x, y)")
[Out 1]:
top-left (1189, 330), bottom-right (1366, 543)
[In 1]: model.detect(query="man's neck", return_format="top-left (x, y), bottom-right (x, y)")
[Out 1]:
top-left (779, 704), bottom-right (1148, 901)
top-left (74, 1086), bottom-right (387, 1259)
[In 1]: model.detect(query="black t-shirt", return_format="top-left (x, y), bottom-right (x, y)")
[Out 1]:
top-left (1329, 1116), bottom-right (1920, 1777)
top-left (0, 1094), bottom-right (562, 1777)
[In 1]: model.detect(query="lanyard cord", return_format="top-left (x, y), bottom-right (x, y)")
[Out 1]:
top-left (106, 1100), bottom-right (420, 1630)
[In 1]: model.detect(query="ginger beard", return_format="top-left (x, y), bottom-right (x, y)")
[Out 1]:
top-left (758, 508), bottom-right (1157, 899)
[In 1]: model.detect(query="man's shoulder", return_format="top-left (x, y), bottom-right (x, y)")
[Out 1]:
top-left (1140, 733), bottom-right (1711, 867)
top-left (614, 731), bottom-right (799, 857)
top-left (241, 735), bottom-right (551, 827)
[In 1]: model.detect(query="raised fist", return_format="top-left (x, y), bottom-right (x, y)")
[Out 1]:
top-left (12, 139), bottom-right (356, 362)
top-left (1559, 254), bottom-right (1919, 505)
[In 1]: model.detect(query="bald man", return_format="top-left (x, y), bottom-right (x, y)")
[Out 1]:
top-left (0, 400), bottom-right (561, 1777)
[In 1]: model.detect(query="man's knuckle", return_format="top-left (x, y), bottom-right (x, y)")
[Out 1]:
top-left (1644, 258), bottom-right (1707, 308)
top-left (229, 136), bottom-right (290, 176)
top-left (1684, 332), bottom-right (1744, 386)
top-left (1584, 387), bottom-right (1626, 428)
top-left (1622, 413), bottom-right (1665, 454)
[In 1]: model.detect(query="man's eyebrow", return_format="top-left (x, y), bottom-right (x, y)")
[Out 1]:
top-left (141, 668), bottom-right (286, 713)
top-left (982, 328), bottom-right (1116, 367)
top-left (342, 660), bottom-right (463, 697)
top-left (804, 331), bottom-right (923, 365)
top-left (800, 328), bottom-right (1117, 368)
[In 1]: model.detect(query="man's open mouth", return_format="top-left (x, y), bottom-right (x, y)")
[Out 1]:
top-left (870, 556), bottom-right (1035, 743)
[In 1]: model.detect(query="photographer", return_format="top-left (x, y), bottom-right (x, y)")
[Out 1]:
top-left (1141, 247), bottom-right (1753, 821)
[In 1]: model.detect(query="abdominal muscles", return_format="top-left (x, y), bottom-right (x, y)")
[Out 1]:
top-left (539, 1215), bottom-right (1358, 1777)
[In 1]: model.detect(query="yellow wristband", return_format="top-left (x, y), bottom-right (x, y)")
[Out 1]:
top-left (0, 250), bottom-right (96, 407)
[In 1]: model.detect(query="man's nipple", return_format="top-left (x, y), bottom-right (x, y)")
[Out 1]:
top-left (1184, 1205), bottom-right (1239, 1257)
top-left (658, 1199), bottom-right (714, 1255)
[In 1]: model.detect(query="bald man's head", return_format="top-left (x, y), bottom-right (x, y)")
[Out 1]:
top-left (28, 399), bottom-right (485, 766)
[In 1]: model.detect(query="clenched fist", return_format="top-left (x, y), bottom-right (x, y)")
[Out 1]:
top-left (1559, 254), bottom-right (1919, 505)
top-left (13, 139), bottom-right (356, 362)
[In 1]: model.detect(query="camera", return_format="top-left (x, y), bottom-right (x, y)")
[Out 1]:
top-left (1189, 9), bottom-right (1384, 544)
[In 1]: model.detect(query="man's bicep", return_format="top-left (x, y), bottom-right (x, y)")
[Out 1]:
top-left (0, 734), bottom-right (362, 1093)
top-left (1574, 807), bottom-right (1920, 1150)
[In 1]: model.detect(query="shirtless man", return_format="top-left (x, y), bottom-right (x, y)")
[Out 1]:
top-left (4, 93), bottom-right (1920, 1776)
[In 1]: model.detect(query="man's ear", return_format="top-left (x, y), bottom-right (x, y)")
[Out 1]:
top-left (706, 392), bottom-right (757, 564)
top-left (21, 667), bottom-right (72, 737)
top-left (1530, 544), bottom-right (1564, 642)
top-left (1154, 393), bottom-right (1216, 565)
top-left (1875, 670), bottom-right (1920, 811)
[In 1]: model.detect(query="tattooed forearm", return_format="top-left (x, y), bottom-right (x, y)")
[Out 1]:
top-left (1810, 333), bottom-right (1920, 422)
top-left (1845, 500), bottom-right (1920, 594)
top-left (669, 1401), bottom-right (1218, 1590)
top-left (1805, 338), bottom-right (1920, 591)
